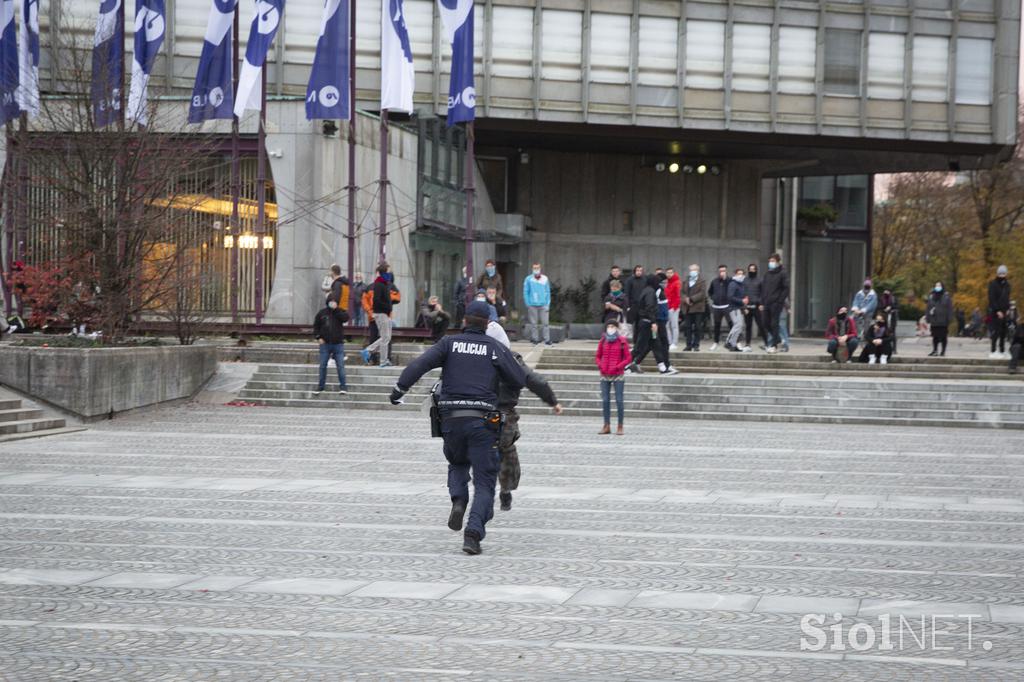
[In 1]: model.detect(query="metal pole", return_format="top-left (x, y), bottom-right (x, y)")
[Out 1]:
top-left (16, 114), bottom-right (28, 319)
top-left (463, 121), bottom-right (475, 305)
top-left (346, 0), bottom-right (357, 310)
top-left (1, 128), bottom-right (12, 316)
top-left (117, 0), bottom-right (126, 130)
top-left (378, 109), bottom-right (388, 263)
top-left (230, 6), bottom-right (240, 321)
top-left (255, 65), bottom-right (267, 324)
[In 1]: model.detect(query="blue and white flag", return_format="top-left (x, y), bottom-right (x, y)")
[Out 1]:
top-left (92, 0), bottom-right (125, 127)
top-left (305, 0), bottom-right (348, 120)
top-left (437, 0), bottom-right (473, 125)
top-left (126, 0), bottom-right (165, 126)
top-left (234, 0), bottom-right (285, 118)
top-left (0, 0), bottom-right (18, 125)
top-left (380, 0), bottom-right (413, 113)
top-left (188, 0), bottom-right (237, 123)
top-left (16, 0), bottom-right (38, 119)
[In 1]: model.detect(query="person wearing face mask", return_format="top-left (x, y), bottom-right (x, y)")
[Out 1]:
top-left (707, 265), bottom-right (732, 351)
top-left (742, 263), bottom-right (764, 349)
top-left (623, 265), bottom-right (647, 325)
top-left (476, 259), bottom-right (504, 299)
top-left (879, 288), bottom-right (899, 355)
top-left (825, 306), bottom-right (859, 363)
top-left (360, 263), bottom-right (395, 367)
top-left (762, 254), bottom-right (790, 353)
top-left (725, 269), bottom-right (748, 351)
top-left (681, 264), bottom-right (707, 351)
top-left (665, 267), bottom-right (682, 350)
top-left (523, 263), bottom-right (552, 345)
top-left (313, 297), bottom-right (351, 394)
top-left (925, 281), bottom-right (954, 357)
top-left (850, 279), bottom-right (878, 340)
top-left (603, 278), bottom-right (627, 326)
top-left (860, 314), bottom-right (894, 364)
top-left (452, 266), bottom-right (471, 327)
top-left (988, 265), bottom-right (1011, 358)
top-left (627, 275), bottom-right (678, 374)
top-left (350, 271), bottom-right (367, 327)
top-left (595, 320), bottom-right (632, 435)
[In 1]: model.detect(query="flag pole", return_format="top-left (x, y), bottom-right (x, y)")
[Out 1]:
top-left (463, 120), bottom-right (474, 306)
top-left (1, 124), bottom-right (12, 316)
top-left (254, 64), bottom-right (267, 324)
top-left (378, 108), bottom-right (388, 264)
top-left (346, 0), bottom-right (357, 303)
top-left (117, 0), bottom-right (126, 131)
top-left (230, 4), bottom-right (240, 322)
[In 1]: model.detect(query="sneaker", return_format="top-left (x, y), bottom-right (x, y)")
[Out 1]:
top-left (880, 356), bottom-right (888, 365)
top-left (709, 343), bottom-right (718, 351)
top-left (766, 346), bottom-right (777, 354)
top-left (928, 351), bottom-right (938, 357)
top-left (499, 491), bottom-right (512, 511)
top-left (683, 346), bottom-right (693, 352)
top-left (338, 388), bottom-right (348, 395)
top-left (379, 361), bottom-right (393, 368)
top-left (692, 347), bottom-right (699, 352)
top-left (448, 498), bottom-right (467, 531)
top-left (313, 388), bottom-right (323, 395)
top-left (360, 349), bottom-right (371, 364)
top-left (781, 345), bottom-right (790, 353)
top-left (660, 366), bottom-right (679, 375)
top-left (462, 531), bottom-right (482, 555)
top-left (869, 355), bottom-right (877, 364)
top-left (544, 341), bottom-right (553, 346)
top-left (669, 344), bottom-right (678, 351)
top-left (625, 363), bottom-right (642, 375)
top-left (989, 351), bottom-right (1001, 359)
top-left (830, 359), bottom-right (838, 364)
top-left (740, 346), bottom-right (752, 353)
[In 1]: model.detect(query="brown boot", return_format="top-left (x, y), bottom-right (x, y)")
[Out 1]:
top-left (598, 424), bottom-right (611, 435)
top-left (615, 425), bottom-right (624, 436)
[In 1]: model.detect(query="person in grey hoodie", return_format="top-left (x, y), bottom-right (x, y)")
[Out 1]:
top-left (925, 281), bottom-right (954, 357)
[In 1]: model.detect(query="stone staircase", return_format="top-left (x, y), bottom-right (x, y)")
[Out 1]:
top-left (236, 363), bottom-right (1024, 430)
top-left (0, 395), bottom-right (82, 442)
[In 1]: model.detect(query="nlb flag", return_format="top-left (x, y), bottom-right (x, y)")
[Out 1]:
top-left (380, 0), bottom-right (413, 113)
top-left (92, 0), bottom-right (125, 128)
top-left (437, 0), bottom-right (473, 125)
top-left (189, 0), bottom-right (237, 123)
top-left (0, 0), bottom-right (18, 126)
top-left (235, 0), bottom-right (285, 118)
top-left (16, 0), bottom-right (39, 119)
top-left (305, 0), bottom-right (348, 120)
top-left (127, 0), bottom-right (166, 126)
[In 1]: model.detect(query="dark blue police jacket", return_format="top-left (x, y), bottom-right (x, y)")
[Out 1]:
top-left (396, 328), bottom-right (527, 411)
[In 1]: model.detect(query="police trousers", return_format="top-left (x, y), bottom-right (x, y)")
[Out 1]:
top-left (442, 415), bottom-right (501, 539)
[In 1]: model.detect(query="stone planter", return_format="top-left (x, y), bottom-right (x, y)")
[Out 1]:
top-left (0, 345), bottom-right (218, 420)
top-left (568, 323), bottom-right (604, 340)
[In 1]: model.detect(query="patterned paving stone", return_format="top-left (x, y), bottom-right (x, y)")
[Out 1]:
top-left (0, 403), bottom-right (1022, 679)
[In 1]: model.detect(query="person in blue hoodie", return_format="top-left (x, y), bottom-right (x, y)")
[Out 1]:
top-left (523, 263), bottom-right (552, 345)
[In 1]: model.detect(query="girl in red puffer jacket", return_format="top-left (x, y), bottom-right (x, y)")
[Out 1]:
top-left (595, 320), bottom-right (632, 435)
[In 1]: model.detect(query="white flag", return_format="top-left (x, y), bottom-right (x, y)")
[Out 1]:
top-left (126, 0), bottom-right (166, 125)
top-left (380, 0), bottom-right (414, 112)
top-left (235, 0), bottom-right (285, 118)
top-left (16, 0), bottom-right (38, 118)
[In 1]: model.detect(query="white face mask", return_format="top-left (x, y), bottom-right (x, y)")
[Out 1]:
top-left (533, 269), bottom-right (541, 276)
top-left (606, 328), bottom-right (617, 336)
top-left (689, 270), bottom-right (698, 278)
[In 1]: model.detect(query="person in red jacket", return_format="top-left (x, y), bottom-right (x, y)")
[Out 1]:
top-left (665, 267), bottom-right (682, 350)
top-left (595, 320), bottom-right (632, 435)
top-left (825, 305), bottom-right (859, 363)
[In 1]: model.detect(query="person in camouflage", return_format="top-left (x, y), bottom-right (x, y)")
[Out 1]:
top-left (494, 352), bottom-right (563, 511)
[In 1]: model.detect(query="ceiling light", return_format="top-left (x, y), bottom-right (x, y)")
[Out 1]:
top-left (697, 164), bottom-right (707, 175)
top-left (668, 162), bottom-right (680, 174)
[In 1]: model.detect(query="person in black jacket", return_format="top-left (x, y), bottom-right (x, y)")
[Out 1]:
top-left (389, 300), bottom-right (526, 555)
top-left (313, 299), bottom-right (350, 394)
top-left (762, 253), bottom-right (790, 353)
top-left (860, 314), bottom-right (894, 364)
top-left (623, 265), bottom-right (646, 324)
top-left (627, 275), bottom-right (676, 374)
top-left (600, 265), bottom-right (623, 301)
top-left (742, 263), bottom-right (764, 348)
top-left (925, 282), bottom-right (954, 357)
top-left (496, 351), bottom-right (563, 511)
top-left (1009, 317), bottom-right (1024, 374)
top-left (989, 265), bottom-right (1011, 357)
top-left (707, 265), bottom-right (731, 350)
top-left (419, 296), bottom-right (451, 342)
top-left (361, 263), bottom-right (395, 367)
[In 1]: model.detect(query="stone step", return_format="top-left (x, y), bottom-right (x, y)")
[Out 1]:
top-left (0, 399), bottom-right (21, 411)
top-left (536, 363), bottom-right (1020, 382)
top-left (238, 381), bottom-right (1024, 413)
top-left (0, 407), bottom-right (45, 423)
top-left (0, 425), bottom-right (88, 443)
top-left (0, 417), bottom-right (68, 436)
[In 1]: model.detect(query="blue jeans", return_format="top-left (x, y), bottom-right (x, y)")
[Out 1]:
top-left (442, 416), bottom-right (500, 539)
top-left (318, 342), bottom-right (347, 390)
top-left (600, 379), bottom-right (624, 426)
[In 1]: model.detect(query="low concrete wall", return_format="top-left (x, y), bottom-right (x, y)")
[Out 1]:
top-left (0, 345), bottom-right (218, 420)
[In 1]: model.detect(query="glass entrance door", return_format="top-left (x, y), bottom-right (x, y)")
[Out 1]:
top-left (796, 238), bottom-right (866, 331)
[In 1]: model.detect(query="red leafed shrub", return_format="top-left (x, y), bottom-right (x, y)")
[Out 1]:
top-left (7, 257), bottom-right (100, 330)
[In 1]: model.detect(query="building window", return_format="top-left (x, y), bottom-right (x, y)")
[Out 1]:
top-left (799, 175), bottom-right (869, 231)
top-left (731, 24), bottom-right (771, 92)
top-left (867, 33), bottom-right (905, 99)
top-left (778, 27), bottom-right (817, 94)
top-left (912, 35), bottom-right (949, 102)
top-left (955, 37), bottom-right (993, 105)
top-left (590, 13), bottom-right (631, 84)
top-left (824, 29), bottom-right (862, 96)
top-left (638, 17), bottom-right (678, 87)
top-left (685, 20), bottom-right (725, 90)
top-left (491, 7), bottom-right (534, 79)
top-left (541, 10), bottom-right (582, 82)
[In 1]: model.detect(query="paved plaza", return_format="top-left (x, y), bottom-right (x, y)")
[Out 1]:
top-left (1, 404), bottom-right (1023, 680)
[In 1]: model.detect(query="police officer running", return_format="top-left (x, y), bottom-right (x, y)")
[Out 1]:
top-left (389, 300), bottom-right (526, 555)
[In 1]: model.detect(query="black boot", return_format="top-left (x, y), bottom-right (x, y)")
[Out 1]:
top-left (448, 498), bottom-right (467, 531)
top-left (462, 530), bottom-right (482, 555)
top-left (500, 491), bottom-right (512, 511)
